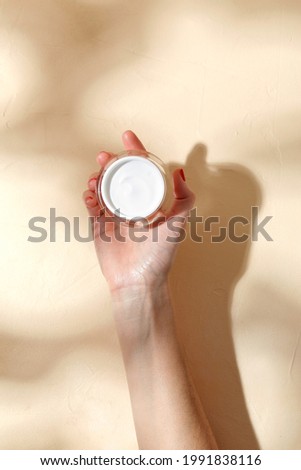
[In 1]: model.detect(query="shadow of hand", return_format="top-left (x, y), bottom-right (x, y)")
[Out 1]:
top-left (169, 143), bottom-right (262, 450)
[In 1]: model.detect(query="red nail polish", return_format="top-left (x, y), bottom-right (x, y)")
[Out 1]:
top-left (85, 196), bottom-right (94, 205)
top-left (179, 168), bottom-right (186, 182)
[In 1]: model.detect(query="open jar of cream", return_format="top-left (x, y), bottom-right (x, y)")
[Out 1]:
top-left (96, 150), bottom-right (170, 225)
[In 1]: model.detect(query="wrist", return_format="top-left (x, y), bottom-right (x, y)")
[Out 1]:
top-left (110, 279), bottom-right (169, 304)
top-left (111, 281), bottom-right (173, 343)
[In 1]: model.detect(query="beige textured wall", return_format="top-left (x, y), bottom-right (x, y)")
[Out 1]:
top-left (1, 0), bottom-right (300, 450)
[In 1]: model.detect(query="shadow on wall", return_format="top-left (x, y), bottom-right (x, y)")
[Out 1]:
top-left (1, 0), bottom-right (300, 451)
top-left (0, 0), bottom-right (153, 158)
top-left (2, 0), bottom-right (301, 160)
top-left (168, 144), bottom-right (262, 450)
top-left (0, 326), bottom-right (117, 382)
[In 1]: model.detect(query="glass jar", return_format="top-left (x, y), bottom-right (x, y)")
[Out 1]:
top-left (96, 150), bottom-right (171, 225)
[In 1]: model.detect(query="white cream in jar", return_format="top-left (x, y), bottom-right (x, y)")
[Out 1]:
top-left (98, 154), bottom-right (167, 221)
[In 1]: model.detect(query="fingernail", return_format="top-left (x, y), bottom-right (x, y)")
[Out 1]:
top-left (85, 196), bottom-right (95, 206)
top-left (179, 168), bottom-right (186, 182)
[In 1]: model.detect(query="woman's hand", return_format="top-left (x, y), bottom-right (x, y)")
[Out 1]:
top-left (83, 130), bottom-right (195, 295)
top-left (82, 131), bottom-right (217, 450)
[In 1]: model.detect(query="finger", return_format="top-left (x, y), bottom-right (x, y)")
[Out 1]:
top-left (87, 172), bottom-right (100, 191)
top-left (122, 130), bottom-right (146, 151)
top-left (82, 189), bottom-right (102, 217)
top-left (166, 168), bottom-right (196, 219)
top-left (96, 151), bottom-right (115, 168)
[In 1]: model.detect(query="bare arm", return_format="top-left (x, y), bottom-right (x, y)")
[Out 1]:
top-left (83, 130), bottom-right (217, 450)
top-left (113, 284), bottom-right (217, 450)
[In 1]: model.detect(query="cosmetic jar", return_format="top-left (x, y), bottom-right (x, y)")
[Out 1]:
top-left (97, 150), bottom-right (171, 225)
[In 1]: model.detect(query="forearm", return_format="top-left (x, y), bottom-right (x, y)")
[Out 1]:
top-left (112, 282), bottom-right (217, 450)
